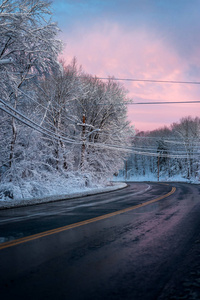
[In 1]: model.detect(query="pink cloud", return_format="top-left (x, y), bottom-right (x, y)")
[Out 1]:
top-left (60, 22), bottom-right (200, 131)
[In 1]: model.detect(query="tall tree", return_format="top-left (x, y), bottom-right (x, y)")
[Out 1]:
top-left (0, 0), bottom-right (62, 181)
top-left (37, 61), bottom-right (134, 183)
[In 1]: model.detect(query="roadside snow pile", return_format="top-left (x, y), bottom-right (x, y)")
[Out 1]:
top-left (0, 172), bottom-right (100, 203)
top-left (0, 173), bottom-right (127, 209)
top-left (114, 174), bottom-right (200, 184)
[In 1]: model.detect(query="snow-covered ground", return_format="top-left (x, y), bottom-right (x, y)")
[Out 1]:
top-left (0, 177), bottom-right (127, 210)
top-left (114, 174), bottom-right (200, 184)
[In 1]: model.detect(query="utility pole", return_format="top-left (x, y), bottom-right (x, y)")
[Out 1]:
top-left (157, 154), bottom-right (160, 182)
top-left (125, 160), bottom-right (128, 181)
top-left (80, 114), bottom-right (86, 171)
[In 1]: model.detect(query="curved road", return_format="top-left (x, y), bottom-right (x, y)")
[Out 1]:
top-left (0, 182), bottom-right (200, 299)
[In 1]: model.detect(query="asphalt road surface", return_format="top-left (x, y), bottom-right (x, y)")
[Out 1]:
top-left (0, 182), bottom-right (200, 300)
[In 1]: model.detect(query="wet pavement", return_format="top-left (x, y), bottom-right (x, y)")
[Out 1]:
top-left (0, 182), bottom-right (162, 242)
top-left (0, 182), bottom-right (200, 300)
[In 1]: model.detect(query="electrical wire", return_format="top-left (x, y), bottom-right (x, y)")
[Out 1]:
top-left (98, 100), bottom-right (200, 105)
top-left (87, 140), bottom-right (200, 158)
top-left (95, 77), bottom-right (200, 85)
top-left (16, 90), bottom-right (80, 139)
top-left (17, 88), bottom-right (80, 124)
top-left (2, 105), bottom-right (199, 158)
top-left (132, 136), bottom-right (200, 145)
top-left (131, 146), bottom-right (200, 154)
top-left (127, 101), bottom-right (200, 104)
top-left (1, 97), bottom-right (81, 143)
top-left (1, 100), bottom-right (200, 158)
top-left (0, 99), bottom-right (81, 144)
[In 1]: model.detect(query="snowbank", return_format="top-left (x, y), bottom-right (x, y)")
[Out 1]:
top-left (0, 181), bottom-right (127, 210)
top-left (114, 174), bottom-right (200, 184)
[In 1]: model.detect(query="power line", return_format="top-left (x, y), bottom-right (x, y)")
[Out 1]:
top-left (91, 142), bottom-right (200, 158)
top-left (131, 146), bottom-right (200, 153)
top-left (1, 105), bottom-right (199, 158)
top-left (18, 88), bottom-right (80, 124)
top-left (132, 136), bottom-right (200, 145)
top-left (96, 77), bottom-right (200, 85)
top-left (0, 99), bottom-right (81, 144)
top-left (127, 101), bottom-right (200, 105)
top-left (98, 100), bottom-right (200, 105)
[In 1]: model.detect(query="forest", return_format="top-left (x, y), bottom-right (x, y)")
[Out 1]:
top-left (117, 116), bottom-right (200, 183)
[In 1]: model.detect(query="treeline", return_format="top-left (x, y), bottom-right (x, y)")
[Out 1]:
top-left (119, 116), bottom-right (200, 181)
top-left (0, 0), bottom-right (133, 194)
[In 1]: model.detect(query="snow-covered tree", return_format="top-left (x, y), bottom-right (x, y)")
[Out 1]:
top-left (171, 116), bottom-right (200, 179)
top-left (37, 60), bottom-right (134, 183)
top-left (0, 0), bottom-right (62, 92)
top-left (69, 73), bottom-right (134, 181)
top-left (120, 117), bottom-right (200, 182)
top-left (35, 59), bottom-right (82, 174)
top-left (0, 0), bottom-right (62, 182)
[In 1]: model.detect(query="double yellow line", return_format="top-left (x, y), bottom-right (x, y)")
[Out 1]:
top-left (0, 186), bottom-right (176, 250)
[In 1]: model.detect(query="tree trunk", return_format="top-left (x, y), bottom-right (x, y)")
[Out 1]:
top-left (80, 114), bottom-right (86, 172)
top-left (9, 117), bottom-right (17, 181)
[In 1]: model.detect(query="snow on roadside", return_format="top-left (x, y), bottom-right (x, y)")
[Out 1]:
top-left (113, 174), bottom-right (200, 184)
top-left (0, 172), bottom-right (102, 202)
top-left (0, 177), bottom-right (127, 210)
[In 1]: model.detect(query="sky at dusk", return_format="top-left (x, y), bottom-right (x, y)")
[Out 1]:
top-left (51, 0), bottom-right (200, 132)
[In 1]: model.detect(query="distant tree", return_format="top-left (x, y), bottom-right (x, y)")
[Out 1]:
top-left (171, 116), bottom-right (200, 179)
top-left (120, 119), bottom-right (200, 181)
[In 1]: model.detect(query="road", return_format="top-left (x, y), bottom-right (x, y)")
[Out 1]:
top-left (0, 182), bottom-right (200, 300)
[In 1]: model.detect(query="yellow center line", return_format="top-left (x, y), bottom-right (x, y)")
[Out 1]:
top-left (0, 186), bottom-right (176, 250)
